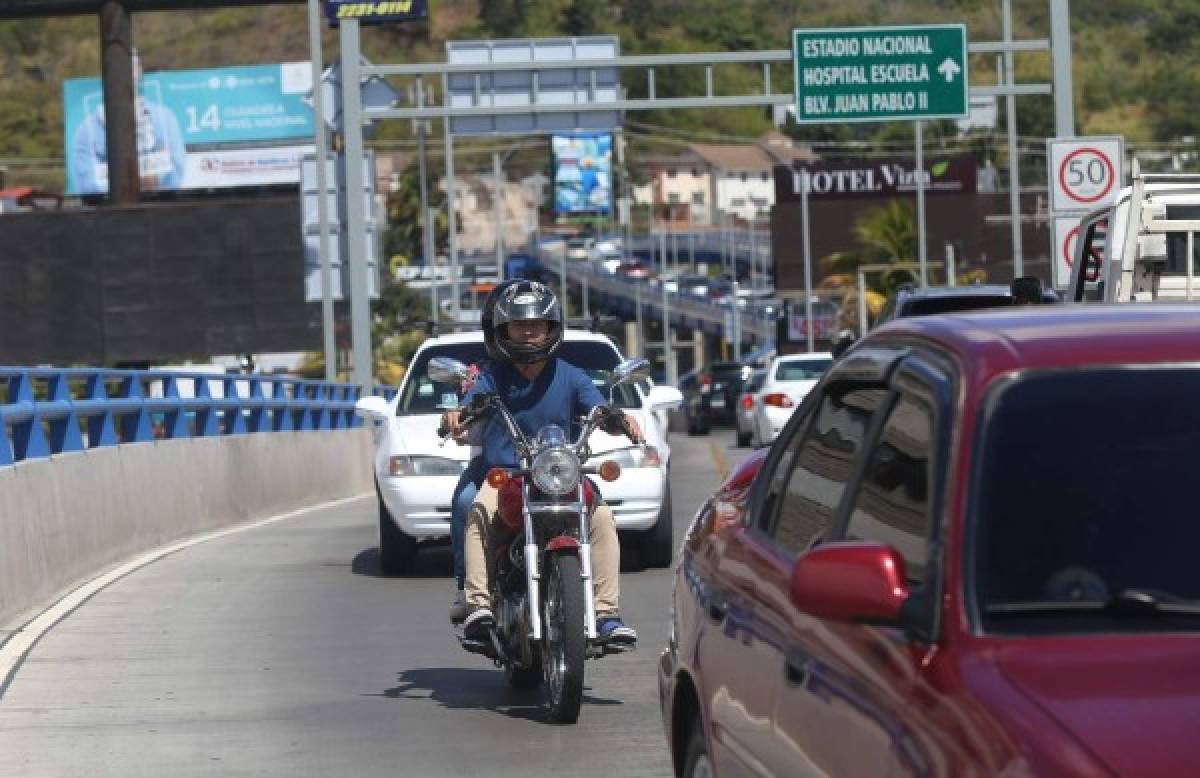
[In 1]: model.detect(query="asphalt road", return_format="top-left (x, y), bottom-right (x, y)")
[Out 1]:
top-left (0, 428), bottom-right (749, 778)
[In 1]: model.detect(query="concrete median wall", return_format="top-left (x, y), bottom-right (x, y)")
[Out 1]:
top-left (0, 429), bottom-right (373, 629)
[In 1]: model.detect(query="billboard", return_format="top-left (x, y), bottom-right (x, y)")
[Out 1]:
top-left (552, 134), bottom-right (612, 214)
top-left (774, 154), bottom-right (977, 202)
top-left (63, 62), bottom-right (315, 195)
top-left (323, 0), bottom-right (428, 25)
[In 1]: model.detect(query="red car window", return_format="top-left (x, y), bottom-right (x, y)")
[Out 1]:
top-left (844, 392), bottom-right (935, 586)
top-left (769, 386), bottom-right (887, 556)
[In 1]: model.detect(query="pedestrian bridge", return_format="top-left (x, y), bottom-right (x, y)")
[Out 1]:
top-left (0, 368), bottom-right (381, 629)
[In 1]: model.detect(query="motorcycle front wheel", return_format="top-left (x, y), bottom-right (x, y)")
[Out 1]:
top-left (542, 552), bottom-right (586, 724)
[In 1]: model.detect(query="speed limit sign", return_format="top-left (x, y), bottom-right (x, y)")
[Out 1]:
top-left (1048, 137), bottom-right (1124, 213)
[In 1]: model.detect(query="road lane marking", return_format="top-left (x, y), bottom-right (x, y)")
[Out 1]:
top-left (0, 492), bottom-right (373, 699)
top-left (708, 438), bottom-right (729, 480)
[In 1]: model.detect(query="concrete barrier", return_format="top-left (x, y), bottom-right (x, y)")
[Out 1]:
top-left (0, 429), bottom-right (373, 629)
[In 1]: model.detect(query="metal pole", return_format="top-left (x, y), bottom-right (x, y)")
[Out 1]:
top-left (306, 0), bottom-right (336, 381)
top-left (635, 279), bottom-right (643, 341)
top-left (662, 266), bottom-right (675, 385)
top-left (582, 267), bottom-right (590, 318)
top-left (731, 278), bottom-right (741, 361)
top-left (659, 229), bottom-right (668, 283)
top-left (1003, 0), bottom-right (1024, 277)
top-left (493, 151), bottom-right (504, 271)
top-left (945, 241), bottom-right (956, 286)
top-left (99, 0), bottom-right (138, 205)
top-left (671, 224), bottom-right (678, 276)
top-left (442, 74), bottom-right (461, 325)
top-left (1050, 0), bottom-right (1076, 138)
top-left (689, 228), bottom-right (696, 273)
top-left (560, 247), bottom-right (568, 315)
top-left (618, 131), bottom-right (632, 257)
top-left (857, 269), bottom-right (868, 336)
top-left (427, 206), bottom-right (438, 321)
top-left (339, 19), bottom-right (372, 391)
top-left (801, 171), bottom-right (815, 353)
top-left (915, 120), bottom-right (928, 288)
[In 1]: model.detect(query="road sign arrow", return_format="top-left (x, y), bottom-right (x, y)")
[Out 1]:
top-left (937, 57), bottom-right (961, 82)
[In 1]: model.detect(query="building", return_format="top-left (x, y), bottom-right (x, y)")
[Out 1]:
top-left (440, 173), bottom-right (545, 256)
top-left (631, 150), bottom-right (713, 226)
top-left (631, 132), bottom-right (818, 226)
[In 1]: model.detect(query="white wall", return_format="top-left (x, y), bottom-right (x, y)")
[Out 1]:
top-left (715, 170), bottom-right (775, 222)
top-left (0, 430), bottom-right (373, 628)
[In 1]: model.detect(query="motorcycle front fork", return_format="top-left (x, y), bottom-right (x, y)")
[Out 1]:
top-left (521, 482), bottom-right (598, 642)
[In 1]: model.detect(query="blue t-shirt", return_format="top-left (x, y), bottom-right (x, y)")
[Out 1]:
top-left (462, 358), bottom-right (606, 468)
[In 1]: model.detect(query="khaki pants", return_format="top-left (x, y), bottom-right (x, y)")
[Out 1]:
top-left (464, 481), bottom-right (620, 616)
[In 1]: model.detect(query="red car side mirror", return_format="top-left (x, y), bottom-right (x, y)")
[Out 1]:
top-left (789, 542), bottom-right (910, 625)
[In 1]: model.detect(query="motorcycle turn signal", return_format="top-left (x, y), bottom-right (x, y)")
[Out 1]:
top-left (486, 467), bottom-right (510, 489)
top-left (598, 460), bottom-right (621, 482)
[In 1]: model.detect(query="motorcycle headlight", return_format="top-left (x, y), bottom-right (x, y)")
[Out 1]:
top-left (388, 455), bottom-right (467, 477)
top-left (589, 445), bottom-right (662, 470)
top-left (531, 445), bottom-right (580, 497)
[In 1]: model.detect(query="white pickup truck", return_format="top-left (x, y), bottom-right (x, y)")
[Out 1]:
top-left (1068, 163), bottom-right (1200, 303)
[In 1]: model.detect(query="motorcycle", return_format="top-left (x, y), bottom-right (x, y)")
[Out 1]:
top-left (429, 356), bottom-right (651, 724)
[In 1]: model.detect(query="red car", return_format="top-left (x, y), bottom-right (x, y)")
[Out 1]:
top-left (659, 305), bottom-right (1200, 777)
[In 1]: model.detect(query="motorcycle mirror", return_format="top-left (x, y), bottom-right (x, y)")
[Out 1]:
top-left (611, 358), bottom-right (652, 387)
top-left (429, 357), bottom-right (472, 385)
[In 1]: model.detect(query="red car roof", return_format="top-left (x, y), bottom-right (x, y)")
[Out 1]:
top-left (875, 305), bottom-right (1200, 385)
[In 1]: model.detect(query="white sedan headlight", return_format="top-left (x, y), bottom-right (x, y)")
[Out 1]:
top-left (589, 445), bottom-right (662, 470)
top-left (388, 455), bottom-right (466, 477)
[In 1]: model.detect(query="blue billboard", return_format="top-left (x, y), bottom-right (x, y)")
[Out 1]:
top-left (63, 62), bottom-right (316, 195)
top-left (552, 134), bottom-right (612, 215)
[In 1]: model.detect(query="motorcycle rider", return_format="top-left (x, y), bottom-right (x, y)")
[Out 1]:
top-left (441, 281), bottom-right (641, 646)
top-left (446, 280), bottom-right (511, 624)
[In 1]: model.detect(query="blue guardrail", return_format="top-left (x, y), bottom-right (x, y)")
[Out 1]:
top-left (0, 368), bottom-right (398, 468)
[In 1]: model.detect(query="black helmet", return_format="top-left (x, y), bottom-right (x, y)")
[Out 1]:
top-left (485, 280), bottom-right (563, 364)
top-left (481, 279), bottom-right (519, 361)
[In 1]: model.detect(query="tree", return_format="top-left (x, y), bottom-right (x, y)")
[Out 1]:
top-left (853, 199), bottom-right (916, 266)
top-left (383, 158), bottom-right (446, 266)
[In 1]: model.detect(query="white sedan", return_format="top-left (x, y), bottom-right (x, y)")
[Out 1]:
top-left (751, 352), bottom-right (834, 447)
top-left (354, 330), bottom-right (684, 573)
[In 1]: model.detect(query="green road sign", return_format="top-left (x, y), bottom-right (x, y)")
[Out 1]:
top-left (793, 24), bottom-right (968, 124)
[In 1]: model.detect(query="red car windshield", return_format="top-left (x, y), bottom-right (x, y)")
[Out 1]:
top-left (973, 368), bottom-right (1200, 633)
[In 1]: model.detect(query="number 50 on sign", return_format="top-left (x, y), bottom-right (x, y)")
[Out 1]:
top-left (1048, 136), bottom-right (1124, 213)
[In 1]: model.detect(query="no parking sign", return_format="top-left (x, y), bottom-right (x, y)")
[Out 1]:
top-left (1048, 137), bottom-right (1124, 213)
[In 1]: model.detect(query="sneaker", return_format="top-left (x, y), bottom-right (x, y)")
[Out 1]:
top-left (596, 615), bottom-right (637, 644)
top-left (449, 589), bottom-right (467, 624)
top-left (463, 608), bottom-right (494, 641)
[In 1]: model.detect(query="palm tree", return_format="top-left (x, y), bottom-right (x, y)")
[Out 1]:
top-left (852, 199), bottom-right (916, 265)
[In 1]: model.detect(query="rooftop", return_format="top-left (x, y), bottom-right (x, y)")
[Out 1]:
top-left (880, 305), bottom-right (1200, 376)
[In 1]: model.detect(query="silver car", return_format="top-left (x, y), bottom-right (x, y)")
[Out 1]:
top-left (735, 368), bottom-right (767, 447)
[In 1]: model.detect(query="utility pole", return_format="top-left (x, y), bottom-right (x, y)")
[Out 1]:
top-left (915, 120), bottom-right (928, 288)
top-left (493, 151), bottom-right (505, 272)
top-left (1003, 0), bottom-right (1024, 276)
top-left (660, 271), bottom-right (673, 383)
top-left (98, 0), bottom-right (138, 205)
top-left (801, 171), bottom-right (815, 353)
top-left (339, 18), bottom-right (373, 391)
top-left (306, 0), bottom-right (336, 380)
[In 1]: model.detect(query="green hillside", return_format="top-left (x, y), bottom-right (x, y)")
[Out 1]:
top-left (0, 0), bottom-right (1193, 190)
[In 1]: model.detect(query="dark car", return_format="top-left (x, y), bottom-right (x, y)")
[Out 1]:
top-left (678, 361), bottom-right (751, 434)
top-left (873, 277), bottom-right (1059, 329)
top-left (659, 305), bottom-right (1200, 777)
top-left (676, 369), bottom-right (711, 436)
